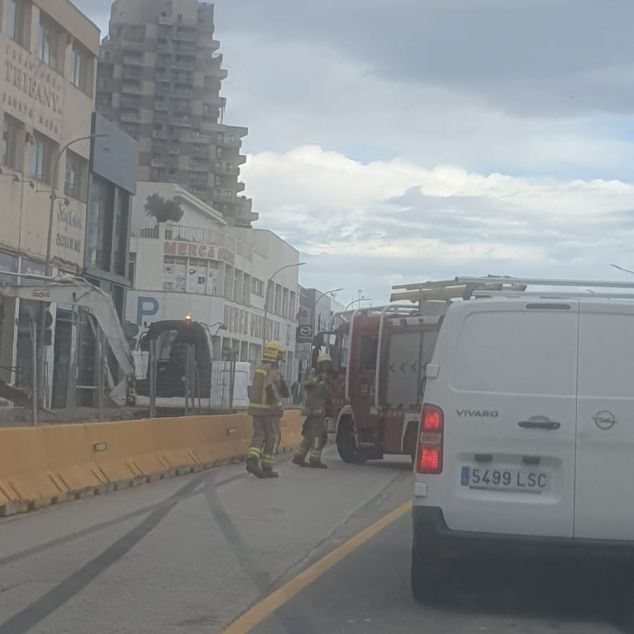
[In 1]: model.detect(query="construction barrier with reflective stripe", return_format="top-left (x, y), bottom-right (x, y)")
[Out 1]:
top-left (0, 410), bottom-right (303, 516)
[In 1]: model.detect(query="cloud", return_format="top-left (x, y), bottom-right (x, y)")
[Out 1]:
top-left (244, 145), bottom-right (634, 300)
top-left (213, 0), bottom-right (634, 119)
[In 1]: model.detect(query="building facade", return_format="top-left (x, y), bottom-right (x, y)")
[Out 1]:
top-left (0, 0), bottom-right (99, 404)
top-left (84, 112), bottom-right (137, 318)
top-left (96, 0), bottom-right (256, 227)
top-left (127, 182), bottom-right (299, 383)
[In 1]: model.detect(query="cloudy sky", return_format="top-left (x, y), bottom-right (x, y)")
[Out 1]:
top-left (76, 0), bottom-right (634, 303)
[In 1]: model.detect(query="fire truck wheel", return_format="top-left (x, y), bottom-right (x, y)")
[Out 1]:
top-left (336, 420), bottom-right (367, 464)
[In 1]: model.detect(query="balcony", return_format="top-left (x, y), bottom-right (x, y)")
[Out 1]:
top-left (174, 57), bottom-right (195, 70)
top-left (170, 115), bottom-right (192, 127)
top-left (120, 110), bottom-right (139, 123)
top-left (123, 54), bottom-right (143, 66)
top-left (155, 72), bottom-right (171, 83)
top-left (155, 101), bottom-right (169, 111)
top-left (152, 129), bottom-right (168, 140)
top-left (121, 39), bottom-right (144, 50)
top-left (212, 189), bottom-right (236, 202)
top-left (151, 157), bottom-right (166, 168)
top-left (235, 182), bottom-right (245, 193)
top-left (192, 148), bottom-right (210, 160)
top-left (237, 155), bottom-right (247, 165)
top-left (214, 161), bottom-right (239, 176)
top-left (122, 81), bottom-right (141, 94)
top-left (173, 88), bottom-right (193, 99)
top-left (122, 68), bottom-right (142, 81)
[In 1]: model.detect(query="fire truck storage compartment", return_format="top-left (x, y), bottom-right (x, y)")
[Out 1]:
top-left (385, 329), bottom-right (439, 408)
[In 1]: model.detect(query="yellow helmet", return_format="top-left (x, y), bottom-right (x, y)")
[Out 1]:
top-left (317, 352), bottom-right (332, 365)
top-left (263, 340), bottom-right (284, 363)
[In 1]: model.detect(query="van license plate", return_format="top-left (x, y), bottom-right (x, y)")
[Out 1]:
top-left (461, 466), bottom-right (549, 492)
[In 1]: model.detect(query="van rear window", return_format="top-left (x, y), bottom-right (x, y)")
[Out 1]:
top-left (451, 311), bottom-right (578, 396)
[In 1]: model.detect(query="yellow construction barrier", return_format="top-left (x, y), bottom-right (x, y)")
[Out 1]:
top-left (0, 410), bottom-right (303, 516)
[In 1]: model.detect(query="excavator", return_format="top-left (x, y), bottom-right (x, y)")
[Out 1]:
top-left (0, 273), bottom-right (134, 410)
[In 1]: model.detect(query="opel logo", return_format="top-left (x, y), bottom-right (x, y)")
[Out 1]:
top-left (593, 410), bottom-right (617, 431)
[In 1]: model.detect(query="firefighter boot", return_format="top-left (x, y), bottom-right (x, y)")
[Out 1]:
top-left (246, 456), bottom-right (267, 479)
top-left (262, 466), bottom-right (280, 478)
top-left (292, 454), bottom-right (309, 467)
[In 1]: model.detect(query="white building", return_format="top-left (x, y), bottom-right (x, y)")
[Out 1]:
top-left (127, 182), bottom-right (300, 382)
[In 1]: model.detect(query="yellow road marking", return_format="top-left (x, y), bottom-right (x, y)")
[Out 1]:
top-left (221, 499), bottom-right (412, 634)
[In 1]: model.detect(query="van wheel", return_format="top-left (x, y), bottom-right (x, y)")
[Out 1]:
top-left (336, 420), bottom-right (367, 464)
top-left (411, 540), bottom-right (451, 604)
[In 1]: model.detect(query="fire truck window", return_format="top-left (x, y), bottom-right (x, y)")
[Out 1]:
top-left (360, 335), bottom-right (378, 371)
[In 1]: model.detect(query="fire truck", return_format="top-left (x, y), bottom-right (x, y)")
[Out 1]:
top-left (317, 278), bottom-right (523, 464)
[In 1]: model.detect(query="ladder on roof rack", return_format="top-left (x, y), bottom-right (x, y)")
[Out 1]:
top-left (390, 278), bottom-right (526, 303)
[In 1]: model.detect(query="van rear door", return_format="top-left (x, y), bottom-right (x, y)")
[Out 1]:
top-left (574, 300), bottom-right (634, 540)
top-left (432, 300), bottom-right (579, 537)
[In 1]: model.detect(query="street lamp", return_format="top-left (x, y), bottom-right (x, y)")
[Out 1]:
top-left (610, 263), bottom-right (634, 275)
top-left (312, 287), bottom-right (343, 333)
top-left (262, 262), bottom-right (305, 348)
top-left (343, 297), bottom-right (373, 312)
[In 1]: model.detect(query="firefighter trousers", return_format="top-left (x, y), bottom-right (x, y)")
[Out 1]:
top-left (296, 415), bottom-right (327, 464)
top-left (248, 415), bottom-right (278, 469)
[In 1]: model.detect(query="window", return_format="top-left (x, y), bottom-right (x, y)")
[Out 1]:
top-left (289, 290), bottom-right (296, 319)
top-left (9, 0), bottom-right (29, 47)
top-left (360, 335), bottom-right (378, 372)
top-left (243, 273), bottom-right (251, 305)
top-left (128, 252), bottom-right (136, 286)
top-left (30, 133), bottom-right (55, 183)
top-left (2, 115), bottom-right (23, 170)
top-left (39, 14), bottom-right (64, 73)
top-left (64, 150), bottom-right (88, 201)
top-left (252, 277), bottom-right (264, 297)
top-left (71, 43), bottom-right (95, 96)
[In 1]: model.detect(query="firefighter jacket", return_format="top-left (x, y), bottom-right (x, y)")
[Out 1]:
top-left (301, 373), bottom-right (331, 417)
top-left (248, 363), bottom-right (285, 417)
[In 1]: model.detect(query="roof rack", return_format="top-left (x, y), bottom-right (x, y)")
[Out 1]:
top-left (390, 278), bottom-right (526, 303)
top-left (456, 275), bottom-right (634, 290)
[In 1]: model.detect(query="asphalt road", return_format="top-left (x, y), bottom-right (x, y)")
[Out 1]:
top-left (0, 450), bottom-right (632, 634)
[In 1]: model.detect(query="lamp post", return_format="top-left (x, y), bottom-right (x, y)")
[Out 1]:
top-left (38, 133), bottom-right (107, 409)
top-left (262, 262), bottom-right (305, 348)
top-left (312, 287), bottom-right (343, 333)
top-left (343, 297), bottom-right (373, 312)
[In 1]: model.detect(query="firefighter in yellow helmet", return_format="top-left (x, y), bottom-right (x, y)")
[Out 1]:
top-left (246, 340), bottom-right (288, 478)
top-left (292, 352), bottom-right (333, 469)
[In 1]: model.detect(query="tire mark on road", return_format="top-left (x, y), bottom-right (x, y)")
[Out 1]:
top-left (0, 471), bottom-right (246, 568)
top-left (0, 473), bottom-right (208, 634)
top-left (204, 473), bottom-right (321, 634)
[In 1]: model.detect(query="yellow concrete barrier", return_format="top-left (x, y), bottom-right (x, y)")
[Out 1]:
top-left (0, 410), bottom-right (304, 516)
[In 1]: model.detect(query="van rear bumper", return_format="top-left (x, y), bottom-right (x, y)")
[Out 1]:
top-left (413, 506), bottom-right (634, 561)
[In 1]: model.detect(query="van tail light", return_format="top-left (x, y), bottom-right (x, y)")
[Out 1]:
top-left (417, 404), bottom-right (444, 474)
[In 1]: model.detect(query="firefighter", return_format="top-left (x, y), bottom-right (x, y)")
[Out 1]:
top-left (292, 352), bottom-right (332, 469)
top-left (246, 340), bottom-right (286, 479)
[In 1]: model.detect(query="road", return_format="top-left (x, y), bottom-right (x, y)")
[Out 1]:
top-left (0, 449), bottom-right (632, 634)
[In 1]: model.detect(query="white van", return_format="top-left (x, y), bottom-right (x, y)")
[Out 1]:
top-left (412, 280), bottom-right (634, 602)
